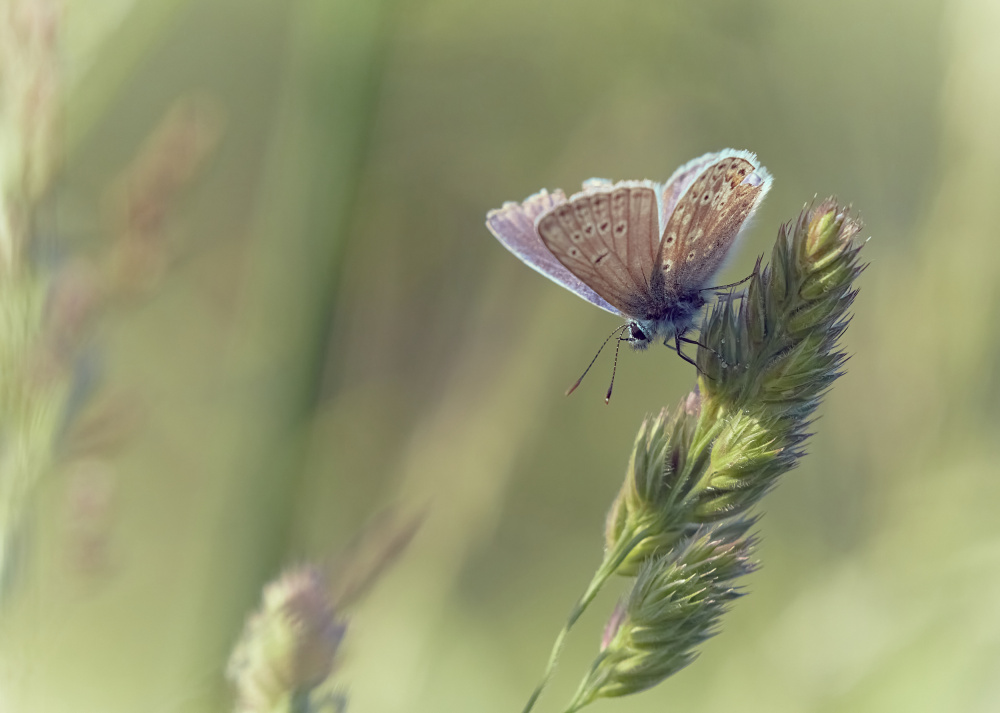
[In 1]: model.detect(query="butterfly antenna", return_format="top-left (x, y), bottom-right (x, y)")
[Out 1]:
top-left (565, 324), bottom-right (629, 397)
top-left (605, 334), bottom-right (626, 405)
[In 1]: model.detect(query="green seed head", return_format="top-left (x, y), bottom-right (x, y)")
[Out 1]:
top-left (571, 522), bottom-right (756, 707)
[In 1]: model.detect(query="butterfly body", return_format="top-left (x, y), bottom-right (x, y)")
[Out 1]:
top-left (621, 278), bottom-right (706, 350)
top-left (487, 149), bottom-right (771, 359)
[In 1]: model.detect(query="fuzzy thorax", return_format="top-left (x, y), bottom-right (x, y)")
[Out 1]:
top-left (625, 290), bottom-right (707, 349)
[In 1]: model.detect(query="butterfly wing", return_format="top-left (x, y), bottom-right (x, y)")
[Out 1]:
top-left (535, 183), bottom-right (660, 317)
top-left (486, 189), bottom-right (622, 316)
top-left (658, 152), bottom-right (772, 292)
top-left (657, 152), bottom-right (723, 228)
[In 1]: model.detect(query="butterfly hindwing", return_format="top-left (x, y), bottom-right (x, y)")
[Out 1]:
top-left (536, 185), bottom-right (659, 316)
top-left (612, 184), bottom-right (660, 289)
top-left (659, 155), bottom-right (771, 293)
top-left (486, 189), bottom-right (622, 316)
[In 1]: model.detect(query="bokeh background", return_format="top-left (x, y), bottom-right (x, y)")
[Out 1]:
top-left (4, 0), bottom-right (1000, 711)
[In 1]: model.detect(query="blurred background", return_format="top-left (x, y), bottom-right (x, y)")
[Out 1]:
top-left (3, 0), bottom-right (1000, 711)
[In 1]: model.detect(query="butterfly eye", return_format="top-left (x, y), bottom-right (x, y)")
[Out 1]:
top-left (629, 324), bottom-right (648, 341)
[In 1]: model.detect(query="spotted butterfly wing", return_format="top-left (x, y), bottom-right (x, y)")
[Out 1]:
top-left (534, 183), bottom-right (660, 317)
top-left (658, 153), bottom-right (771, 292)
top-left (657, 152), bottom-right (724, 227)
top-left (486, 189), bottom-right (621, 316)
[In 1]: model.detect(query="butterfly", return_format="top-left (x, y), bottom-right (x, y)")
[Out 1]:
top-left (485, 149), bottom-right (772, 396)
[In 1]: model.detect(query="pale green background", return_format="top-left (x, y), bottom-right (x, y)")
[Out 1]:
top-left (5, 0), bottom-right (1000, 711)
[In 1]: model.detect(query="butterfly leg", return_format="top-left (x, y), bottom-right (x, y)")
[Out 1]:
top-left (674, 334), bottom-right (715, 380)
top-left (701, 255), bottom-right (764, 293)
top-left (678, 334), bottom-right (715, 353)
top-left (712, 288), bottom-right (748, 300)
top-left (678, 335), bottom-right (723, 364)
top-left (672, 335), bottom-right (700, 370)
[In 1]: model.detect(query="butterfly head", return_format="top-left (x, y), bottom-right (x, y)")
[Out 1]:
top-left (620, 320), bottom-right (656, 350)
top-left (625, 316), bottom-right (686, 350)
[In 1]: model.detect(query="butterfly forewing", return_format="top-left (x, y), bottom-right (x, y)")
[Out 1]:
top-left (537, 185), bottom-right (659, 315)
top-left (659, 156), bottom-right (768, 292)
top-left (657, 153), bottom-right (720, 229)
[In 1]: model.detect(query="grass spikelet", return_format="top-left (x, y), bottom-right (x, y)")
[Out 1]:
top-left (522, 199), bottom-right (867, 713)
